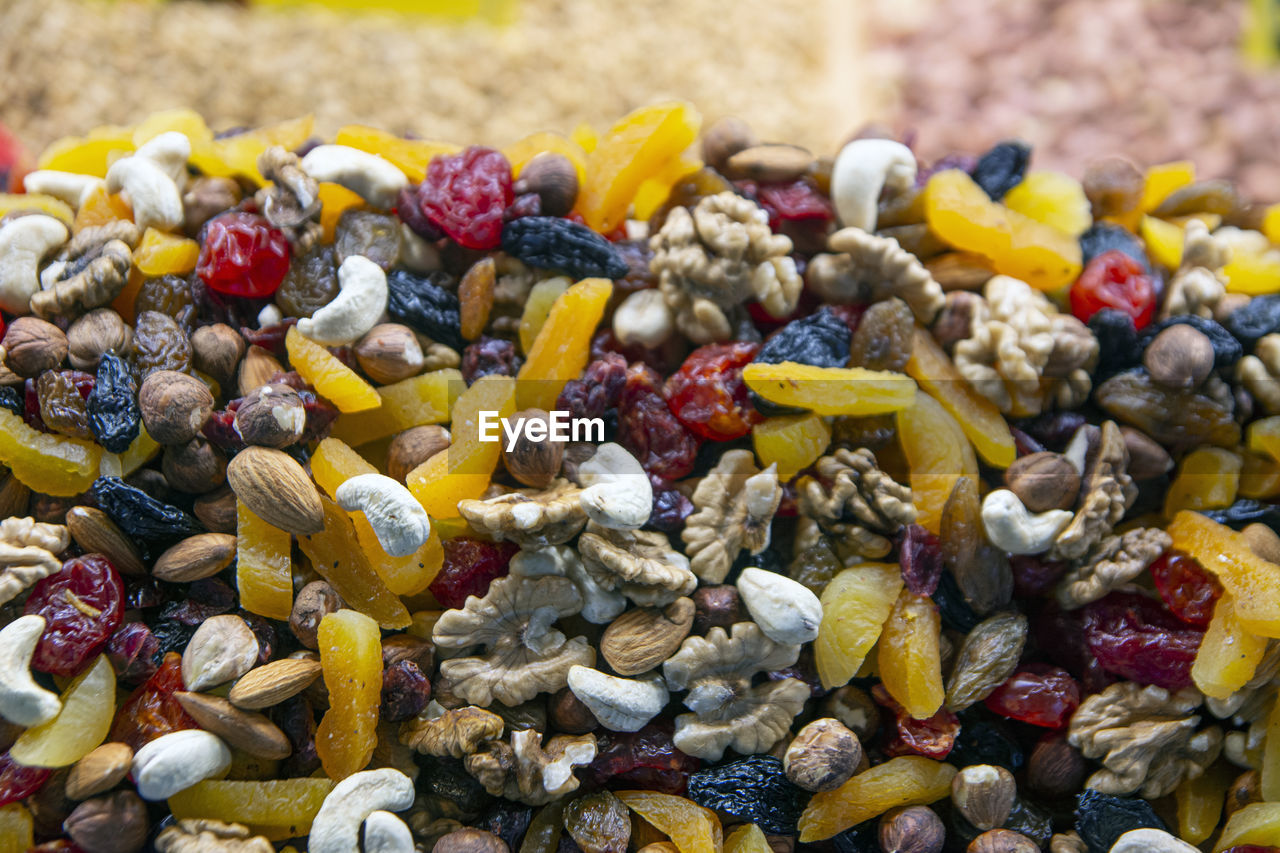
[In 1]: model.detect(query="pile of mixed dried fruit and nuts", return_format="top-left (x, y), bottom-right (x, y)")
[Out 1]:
top-left (3, 102), bottom-right (1280, 853)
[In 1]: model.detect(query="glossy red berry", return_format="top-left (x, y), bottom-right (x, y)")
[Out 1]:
top-left (108, 652), bottom-right (199, 750)
top-left (196, 211), bottom-right (292, 298)
top-left (874, 684), bottom-right (959, 759)
top-left (23, 554), bottom-right (124, 677)
top-left (428, 538), bottom-right (518, 609)
top-left (1070, 249), bottom-right (1156, 328)
top-left (1150, 550), bottom-right (1223, 627)
top-left (417, 146), bottom-right (513, 250)
top-left (983, 663), bottom-right (1081, 729)
top-left (664, 342), bottom-right (763, 441)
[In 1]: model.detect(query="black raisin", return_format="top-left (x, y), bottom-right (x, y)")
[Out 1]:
top-left (480, 801), bottom-right (533, 852)
top-left (1087, 308), bottom-right (1143, 379)
top-left (1074, 790), bottom-right (1167, 853)
top-left (386, 268), bottom-right (464, 350)
top-left (830, 820), bottom-right (879, 853)
top-left (87, 352), bottom-right (141, 454)
top-left (1204, 499), bottom-right (1280, 531)
top-left (501, 216), bottom-right (629, 280)
top-left (1005, 798), bottom-right (1053, 849)
top-left (752, 307), bottom-right (852, 416)
top-left (1079, 223), bottom-right (1151, 272)
top-left (948, 715), bottom-right (1024, 772)
top-left (1015, 411), bottom-right (1088, 452)
top-left (934, 568), bottom-right (982, 633)
top-left (0, 385), bottom-right (23, 417)
top-left (1141, 314), bottom-right (1242, 368)
top-left (419, 756), bottom-right (492, 819)
top-left (148, 619), bottom-right (197, 658)
top-left (1226, 294), bottom-right (1280, 350)
top-left (92, 476), bottom-right (204, 543)
top-left (686, 755), bottom-right (808, 835)
top-left (970, 141), bottom-right (1031, 201)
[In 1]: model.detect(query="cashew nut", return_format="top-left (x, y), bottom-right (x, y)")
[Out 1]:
top-left (22, 171), bottom-right (106, 208)
top-left (335, 473), bottom-right (432, 557)
top-left (613, 289), bottom-right (675, 348)
top-left (296, 255), bottom-right (388, 346)
top-left (0, 214), bottom-right (69, 314)
top-left (362, 810), bottom-right (414, 853)
top-left (106, 133), bottom-right (190, 232)
top-left (309, 768), bottom-right (416, 853)
top-left (1109, 829), bottom-right (1198, 853)
top-left (132, 729), bottom-right (232, 800)
top-left (830, 139), bottom-right (917, 232)
top-left (737, 567), bottom-right (823, 644)
top-left (567, 666), bottom-right (668, 732)
top-left (577, 443), bottom-right (653, 530)
top-left (981, 488), bottom-right (1073, 555)
top-left (300, 145), bottom-right (408, 209)
top-left (0, 615), bottom-right (61, 727)
top-left (257, 303), bottom-right (284, 329)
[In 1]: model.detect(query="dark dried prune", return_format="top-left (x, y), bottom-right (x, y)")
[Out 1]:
top-left (1141, 314), bottom-right (1242, 368)
top-left (419, 756), bottom-right (492, 819)
top-left (1075, 789), bottom-right (1167, 853)
top-left (501, 216), bottom-right (629, 280)
top-left (756, 307), bottom-right (851, 369)
top-left (481, 801), bottom-right (533, 852)
top-left (87, 352), bottom-right (141, 453)
top-left (970, 140), bottom-right (1031, 200)
top-left (934, 569), bottom-right (982, 632)
top-left (149, 619), bottom-right (197, 658)
top-left (1204, 499), bottom-right (1280, 531)
top-left (686, 755), bottom-right (807, 835)
top-left (1226, 294), bottom-right (1280, 349)
top-left (1005, 798), bottom-right (1053, 849)
top-left (1088, 308), bottom-right (1143, 378)
top-left (92, 476), bottom-right (204, 543)
top-left (386, 268), bottom-right (464, 350)
top-left (1079, 223), bottom-right (1150, 272)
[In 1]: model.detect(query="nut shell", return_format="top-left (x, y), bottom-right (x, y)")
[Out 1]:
top-left (501, 408), bottom-right (564, 488)
top-left (139, 371), bottom-right (215, 446)
top-left (388, 425), bottom-right (451, 482)
top-left (234, 383), bottom-right (306, 448)
top-left (1003, 451), bottom-right (1080, 513)
top-left (783, 718), bottom-right (862, 792)
top-left (355, 323), bottom-right (425, 385)
top-left (3, 316), bottom-right (67, 377)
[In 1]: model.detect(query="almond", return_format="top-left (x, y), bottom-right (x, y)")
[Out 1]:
top-left (226, 446), bottom-right (324, 535)
top-left (174, 692), bottom-right (291, 760)
top-left (237, 344), bottom-right (283, 396)
top-left (152, 533), bottom-right (238, 582)
top-left (65, 506), bottom-right (146, 576)
top-left (600, 597), bottom-right (695, 676)
top-left (228, 658), bottom-right (324, 710)
top-left (66, 742), bottom-right (133, 800)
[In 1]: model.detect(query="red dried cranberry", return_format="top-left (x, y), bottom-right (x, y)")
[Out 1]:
top-left (898, 523), bottom-right (943, 596)
top-left (557, 353), bottom-right (628, 421)
top-left (504, 192), bottom-right (542, 220)
top-left (1083, 591), bottom-right (1204, 690)
top-left (873, 684), bottom-right (958, 759)
top-left (1070, 249), bottom-right (1156, 329)
top-left (664, 342), bottom-right (763, 442)
top-left (105, 621), bottom-right (160, 684)
top-left (298, 389), bottom-right (340, 444)
top-left (983, 663), bottom-right (1081, 729)
top-left (460, 337), bottom-right (522, 385)
top-left (23, 554), bottom-right (124, 676)
top-left (159, 578), bottom-right (239, 626)
top-left (23, 377), bottom-right (44, 432)
top-left (1010, 554), bottom-right (1070, 598)
top-left (590, 328), bottom-right (686, 374)
top-left (429, 538), bottom-right (518, 609)
top-left (380, 659), bottom-right (431, 721)
top-left (197, 211), bottom-right (291, 298)
top-left (240, 319), bottom-right (297, 359)
top-left (584, 721), bottom-right (700, 793)
top-left (416, 147), bottom-right (513, 250)
top-left (108, 652), bottom-right (198, 750)
top-left (201, 408), bottom-right (245, 452)
top-left (272, 695), bottom-right (321, 778)
top-left (617, 364), bottom-right (700, 481)
top-left (1032, 601), bottom-right (1116, 694)
top-left (395, 184), bottom-right (443, 240)
top-left (0, 751), bottom-right (51, 807)
top-left (1150, 550), bottom-right (1222, 627)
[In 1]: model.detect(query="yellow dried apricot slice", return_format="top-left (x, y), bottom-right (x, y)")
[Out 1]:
top-left (896, 391), bottom-right (978, 534)
top-left (1191, 593), bottom-right (1266, 700)
top-left (38, 125), bottom-right (134, 177)
top-left (1141, 160), bottom-right (1196, 213)
top-left (315, 610), bottom-right (383, 781)
top-left (518, 277), bottom-right (571, 355)
top-left (877, 590), bottom-right (945, 720)
top-left (752, 413), bottom-right (831, 482)
top-left (335, 125), bottom-right (459, 184)
top-left (616, 791), bottom-right (718, 853)
top-left (1225, 250), bottom-right (1280, 295)
top-left (0, 409), bottom-right (102, 496)
top-left (742, 363), bottom-right (917, 417)
top-left (0, 193), bottom-right (73, 227)
top-left (10, 654), bottom-right (114, 768)
top-left (330, 368), bottom-right (461, 447)
top-left (318, 182), bottom-right (366, 244)
top-left (133, 228), bottom-right (200, 277)
top-left (724, 823), bottom-right (771, 853)
top-left (503, 132), bottom-right (587, 183)
top-left (1169, 510), bottom-right (1280, 637)
top-left (298, 497), bottom-right (411, 629)
top-left (1003, 171), bottom-right (1092, 236)
top-left (1242, 450), bottom-right (1280, 500)
top-left (285, 326), bottom-right (381, 413)
top-left (236, 500), bottom-right (293, 622)
top-left (73, 186), bottom-right (132, 233)
top-left (814, 564), bottom-right (903, 690)
top-left (1164, 446), bottom-right (1241, 518)
top-left (167, 778), bottom-right (334, 841)
top-left (1140, 214), bottom-right (1185, 270)
top-left (798, 756), bottom-right (957, 841)
top-left (189, 115), bottom-right (314, 184)
top-left (131, 109), bottom-right (214, 149)
top-left (98, 426), bottom-right (161, 480)
top-left (515, 278), bottom-right (613, 411)
top-left (0, 803), bottom-right (33, 853)
top-left (1263, 693), bottom-right (1280, 802)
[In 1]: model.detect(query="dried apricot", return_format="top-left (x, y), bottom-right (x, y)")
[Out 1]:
top-left (329, 368), bottom-right (461, 447)
top-left (167, 778), bottom-right (334, 841)
top-left (315, 609), bottom-right (382, 780)
top-left (515, 278), bottom-right (612, 411)
top-left (616, 791), bottom-right (719, 853)
top-left (814, 564), bottom-right (903, 690)
top-left (298, 497), bottom-right (411, 630)
top-left (285, 326), bottom-right (380, 414)
top-left (236, 500), bottom-right (293, 622)
top-left (741, 362), bottom-right (917, 417)
top-left (877, 591), bottom-right (945, 720)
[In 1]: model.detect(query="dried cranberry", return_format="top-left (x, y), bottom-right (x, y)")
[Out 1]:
top-left (0, 751), bottom-right (51, 807)
top-left (755, 179), bottom-right (834, 225)
top-left (460, 336), bottom-right (523, 385)
top-left (381, 659), bottom-right (431, 722)
top-left (648, 486), bottom-right (694, 533)
top-left (416, 147), bottom-right (513, 250)
top-left (590, 327), bottom-right (686, 375)
top-left (1149, 551), bottom-right (1222, 627)
top-left (1070, 249), bottom-right (1157, 329)
top-left (196, 211), bottom-right (291, 298)
top-left (201, 408), bottom-right (245, 452)
top-left (504, 192), bottom-right (542, 220)
top-left (1032, 602), bottom-right (1115, 694)
top-left (428, 538), bottom-right (518, 609)
top-left (1010, 554), bottom-right (1070, 598)
top-left (395, 184), bottom-right (443, 240)
top-left (240, 319), bottom-right (296, 359)
top-left (873, 684), bottom-right (959, 759)
top-left (584, 721), bottom-right (700, 793)
top-left (105, 622), bottom-right (160, 684)
top-left (272, 695), bottom-right (321, 778)
top-left (109, 652), bottom-right (199, 750)
top-left (664, 342), bottom-right (762, 441)
top-left (23, 377), bottom-right (44, 432)
top-left (898, 523), bottom-right (943, 596)
top-left (617, 364), bottom-right (700, 480)
top-left (983, 663), bottom-right (1081, 729)
top-left (1083, 591), bottom-right (1204, 690)
top-left (24, 554), bottom-right (124, 676)
top-left (556, 353), bottom-right (628, 421)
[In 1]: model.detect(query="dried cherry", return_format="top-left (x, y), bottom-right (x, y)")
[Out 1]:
top-left (428, 538), bottom-right (518, 609)
top-left (1149, 551), bottom-right (1222, 627)
top-left (108, 652), bottom-right (198, 750)
top-left (897, 523), bottom-right (943, 596)
top-left (982, 663), bottom-right (1080, 729)
top-left (0, 752), bottom-right (51, 807)
top-left (196, 211), bottom-right (291, 298)
top-left (23, 554), bottom-right (124, 676)
top-left (664, 342), bottom-right (762, 441)
top-left (1082, 591), bottom-right (1203, 690)
top-left (416, 146), bottom-right (513, 250)
top-left (1070, 250), bottom-right (1157, 329)
top-left (617, 364), bottom-right (700, 480)
top-left (873, 684), bottom-right (959, 760)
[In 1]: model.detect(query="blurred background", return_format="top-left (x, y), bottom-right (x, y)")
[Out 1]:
top-left (1, 0), bottom-right (1279, 196)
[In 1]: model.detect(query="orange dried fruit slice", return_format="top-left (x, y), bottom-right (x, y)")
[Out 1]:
top-left (335, 125), bottom-right (459, 184)
top-left (285, 326), bottom-right (381, 414)
top-left (167, 778), bottom-right (334, 841)
top-left (0, 803), bottom-right (33, 853)
top-left (330, 369), bottom-right (460, 447)
top-left (896, 390), bottom-right (977, 534)
top-left (741, 362), bottom-right (917, 417)
top-left (189, 115), bottom-right (314, 184)
top-left (616, 791), bottom-right (718, 853)
top-left (0, 409), bottom-right (102, 496)
top-left (315, 609), bottom-right (382, 780)
top-left (133, 228), bottom-right (200, 277)
top-left (877, 590), bottom-right (945, 720)
top-left (236, 500), bottom-right (293, 622)
top-left (798, 756), bottom-right (957, 841)
top-left (298, 496), bottom-right (411, 629)
top-left (515, 277), bottom-right (613, 411)
top-left (752, 413), bottom-right (831, 482)
top-left (1169, 510), bottom-right (1280, 638)
top-left (814, 564), bottom-right (903, 690)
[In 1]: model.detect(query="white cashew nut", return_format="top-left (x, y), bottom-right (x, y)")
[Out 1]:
top-left (567, 666), bottom-right (668, 733)
top-left (737, 567), bottom-right (823, 644)
top-left (0, 214), bottom-right (69, 314)
top-left (577, 443), bottom-right (653, 530)
top-left (300, 145), bottom-right (408, 209)
top-left (335, 473), bottom-right (431, 557)
top-left (0, 615), bottom-right (61, 727)
top-left (309, 768), bottom-right (416, 853)
top-left (106, 132), bottom-right (190, 232)
top-left (830, 139), bottom-right (917, 232)
top-left (297, 255), bottom-right (389, 346)
top-left (613, 289), bottom-right (675, 349)
top-left (981, 489), bottom-right (1073, 555)
top-left (362, 810), bottom-right (414, 853)
top-left (1108, 829), bottom-right (1199, 853)
top-left (22, 171), bottom-right (106, 209)
top-left (132, 729), bottom-right (232, 800)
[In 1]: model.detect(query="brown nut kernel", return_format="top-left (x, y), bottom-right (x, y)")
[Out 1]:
top-left (878, 805), bottom-right (944, 853)
top-left (65, 742), bottom-right (133, 800)
top-left (1143, 323), bottom-right (1215, 390)
top-left (355, 323), bottom-right (425, 385)
top-left (1026, 734), bottom-right (1086, 800)
top-left (500, 408), bottom-right (564, 488)
top-left (388, 425), bottom-right (451, 483)
top-left (234, 383), bottom-right (306, 448)
top-left (227, 657), bottom-right (325, 710)
top-left (183, 176), bottom-right (242, 235)
top-left (724, 144), bottom-right (814, 183)
top-left (691, 584), bottom-right (741, 634)
top-left (190, 323), bottom-right (246, 387)
top-left (967, 829), bottom-right (1038, 853)
top-left (162, 437), bottom-right (227, 495)
top-left (193, 484), bottom-right (238, 534)
top-left (433, 828), bottom-right (510, 853)
top-left (784, 718), bottom-right (862, 792)
top-left (174, 692), bottom-right (291, 760)
top-left (1120, 426), bottom-right (1173, 480)
top-left (65, 506), bottom-right (146, 576)
top-left (66, 308), bottom-right (131, 371)
top-left (513, 153), bottom-right (579, 218)
top-left (548, 686), bottom-right (599, 734)
top-left (237, 345), bottom-right (284, 397)
top-left (600, 598), bottom-right (695, 676)
top-left (1244, 522), bottom-right (1280, 564)
top-left (1003, 451), bottom-right (1080, 513)
top-left (226, 445), bottom-right (324, 535)
top-left (64, 790), bottom-right (149, 853)
top-left (952, 764), bottom-right (1017, 832)
top-left (3, 316), bottom-right (67, 377)
top-left (288, 580), bottom-right (344, 650)
top-left (139, 370), bottom-right (215, 446)
top-left (152, 533), bottom-right (238, 582)
top-left (701, 116), bottom-right (758, 172)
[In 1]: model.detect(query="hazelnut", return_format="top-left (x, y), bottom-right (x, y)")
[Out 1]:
top-left (513, 153), bottom-right (579, 218)
top-left (238, 344), bottom-right (284, 396)
top-left (701, 116), bottom-right (758, 173)
top-left (1026, 734), bottom-right (1086, 800)
top-left (501, 408), bottom-right (563, 488)
top-left (162, 437), bottom-right (228, 494)
top-left (234, 383), bottom-right (306, 448)
top-left (1082, 156), bottom-right (1144, 218)
top-left (1120, 425), bottom-right (1173, 480)
top-left (433, 828), bottom-right (510, 853)
top-left (63, 790), bottom-right (149, 853)
top-left (820, 685), bottom-right (880, 741)
top-left (183, 176), bottom-right (242, 235)
top-left (967, 829), bottom-right (1038, 853)
top-left (3, 316), bottom-right (67, 377)
top-left (878, 805), bottom-right (944, 853)
top-left (548, 686), bottom-right (599, 734)
top-left (1244, 522), bottom-right (1280, 564)
top-left (1143, 323), bottom-right (1215, 390)
top-left (138, 370), bottom-right (215, 446)
top-left (1227, 769), bottom-right (1262, 815)
top-left (691, 584), bottom-right (741, 634)
top-left (784, 717), bottom-right (861, 792)
top-left (66, 308), bottom-right (132, 371)
top-left (388, 425), bottom-right (452, 482)
top-left (193, 484), bottom-right (238, 534)
top-left (951, 764), bottom-right (1017, 831)
top-left (382, 634), bottom-right (434, 670)
top-left (355, 322), bottom-right (425, 385)
top-left (289, 580), bottom-right (344, 650)
top-left (190, 323), bottom-right (246, 387)
top-left (1003, 451), bottom-right (1080, 513)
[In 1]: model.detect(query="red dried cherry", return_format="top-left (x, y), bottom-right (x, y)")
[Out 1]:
top-left (1070, 249), bottom-right (1156, 329)
top-left (983, 663), bottom-right (1081, 729)
top-left (416, 147), bottom-right (513, 250)
top-left (584, 721), bottom-right (700, 794)
top-left (897, 523), bottom-right (943, 596)
top-left (1083, 591), bottom-right (1204, 691)
top-left (428, 538), bottom-right (518, 609)
top-left (0, 751), bottom-right (51, 807)
top-left (873, 684), bottom-right (958, 759)
top-left (23, 554), bottom-right (124, 677)
top-left (196, 211), bottom-right (291, 298)
top-left (618, 364), bottom-right (700, 481)
top-left (108, 652), bottom-right (199, 750)
top-left (1149, 550), bottom-right (1222, 627)
top-left (664, 342), bottom-right (763, 442)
